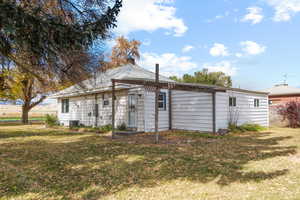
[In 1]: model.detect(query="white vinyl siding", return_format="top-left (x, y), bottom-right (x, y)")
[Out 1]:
top-left (57, 87), bottom-right (269, 132)
top-left (58, 90), bottom-right (128, 127)
top-left (216, 91), bottom-right (269, 129)
top-left (144, 89), bottom-right (169, 132)
top-left (172, 90), bottom-right (213, 132)
top-left (57, 98), bottom-right (70, 126)
top-left (215, 92), bottom-right (229, 130)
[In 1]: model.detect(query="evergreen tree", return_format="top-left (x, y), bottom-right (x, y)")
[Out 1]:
top-left (0, 0), bottom-right (122, 84)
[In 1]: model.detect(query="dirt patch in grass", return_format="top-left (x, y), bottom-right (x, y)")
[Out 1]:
top-left (0, 126), bottom-right (299, 200)
top-left (112, 131), bottom-right (222, 146)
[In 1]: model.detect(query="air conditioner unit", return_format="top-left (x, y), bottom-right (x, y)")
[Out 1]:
top-left (69, 120), bottom-right (79, 127)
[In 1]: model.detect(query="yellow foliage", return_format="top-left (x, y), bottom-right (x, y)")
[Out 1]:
top-left (101, 36), bottom-right (141, 70)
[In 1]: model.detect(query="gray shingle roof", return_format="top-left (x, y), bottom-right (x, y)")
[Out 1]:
top-left (52, 63), bottom-right (269, 98)
top-left (52, 64), bottom-right (172, 98)
top-left (263, 84), bottom-right (300, 96)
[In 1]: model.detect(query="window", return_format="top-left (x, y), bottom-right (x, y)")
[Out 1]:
top-left (158, 92), bottom-right (167, 110)
top-left (254, 99), bottom-right (260, 107)
top-left (103, 94), bottom-right (109, 107)
top-left (103, 100), bottom-right (109, 106)
top-left (229, 97), bottom-right (236, 107)
top-left (61, 99), bottom-right (69, 113)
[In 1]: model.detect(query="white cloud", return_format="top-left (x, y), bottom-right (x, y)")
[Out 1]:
top-left (265, 0), bottom-right (300, 21)
top-left (182, 45), bottom-right (194, 53)
top-left (116, 0), bottom-right (187, 36)
top-left (205, 11), bottom-right (230, 23)
top-left (139, 52), bottom-right (197, 77)
top-left (241, 7), bottom-right (264, 24)
top-left (240, 41), bottom-right (266, 55)
top-left (209, 43), bottom-right (229, 57)
top-left (203, 61), bottom-right (238, 76)
top-left (235, 53), bottom-right (243, 58)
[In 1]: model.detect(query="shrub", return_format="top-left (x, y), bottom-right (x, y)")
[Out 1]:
top-left (117, 122), bottom-right (127, 131)
top-left (229, 123), bottom-right (266, 133)
top-left (100, 124), bottom-right (112, 132)
top-left (277, 101), bottom-right (300, 128)
top-left (45, 114), bottom-right (58, 127)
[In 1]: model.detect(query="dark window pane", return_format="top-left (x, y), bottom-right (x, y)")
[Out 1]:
top-left (61, 99), bottom-right (69, 113)
top-left (158, 92), bottom-right (166, 110)
top-left (66, 99), bottom-right (69, 113)
top-left (229, 97), bottom-right (237, 107)
top-left (103, 100), bottom-right (109, 106)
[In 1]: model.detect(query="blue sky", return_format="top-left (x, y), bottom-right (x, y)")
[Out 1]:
top-left (105, 0), bottom-right (300, 90)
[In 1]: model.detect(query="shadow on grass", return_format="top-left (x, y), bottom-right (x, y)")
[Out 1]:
top-left (0, 129), bottom-right (296, 199)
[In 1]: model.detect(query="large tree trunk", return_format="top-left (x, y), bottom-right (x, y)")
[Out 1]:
top-left (22, 105), bottom-right (30, 124)
top-left (21, 96), bottom-right (46, 125)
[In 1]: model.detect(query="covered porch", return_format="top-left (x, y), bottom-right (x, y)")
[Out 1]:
top-left (111, 65), bottom-right (226, 141)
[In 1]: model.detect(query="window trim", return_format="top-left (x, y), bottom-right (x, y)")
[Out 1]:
top-left (158, 92), bottom-right (167, 111)
top-left (229, 97), bottom-right (237, 107)
top-left (61, 99), bottom-right (69, 113)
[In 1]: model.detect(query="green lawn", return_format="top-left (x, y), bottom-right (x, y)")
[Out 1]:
top-left (0, 117), bottom-right (45, 121)
top-left (0, 125), bottom-right (300, 200)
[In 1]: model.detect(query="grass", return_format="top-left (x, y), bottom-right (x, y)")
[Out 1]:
top-left (0, 117), bottom-right (46, 121)
top-left (0, 125), bottom-right (300, 200)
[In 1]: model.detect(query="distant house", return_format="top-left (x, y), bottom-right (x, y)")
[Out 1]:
top-left (264, 84), bottom-right (300, 105)
top-left (52, 64), bottom-right (269, 133)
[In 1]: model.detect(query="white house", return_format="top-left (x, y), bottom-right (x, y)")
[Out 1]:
top-left (52, 64), bottom-right (269, 133)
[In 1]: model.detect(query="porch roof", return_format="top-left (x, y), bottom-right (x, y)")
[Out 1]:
top-left (112, 78), bottom-right (227, 93)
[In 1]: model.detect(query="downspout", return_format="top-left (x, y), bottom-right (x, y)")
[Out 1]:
top-left (95, 93), bottom-right (98, 127)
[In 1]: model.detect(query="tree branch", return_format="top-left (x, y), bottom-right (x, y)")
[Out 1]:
top-left (29, 95), bottom-right (47, 110)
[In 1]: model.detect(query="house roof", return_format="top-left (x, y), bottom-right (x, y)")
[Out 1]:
top-left (52, 64), bottom-right (268, 98)
top-left (263, 84), bottom-right (300, 96)
top-left (51, 64), bottom-right (172, 98)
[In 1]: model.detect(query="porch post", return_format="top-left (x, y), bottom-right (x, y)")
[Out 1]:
top-left (155, 64), bottom-right (159, 143)
top-left (212, 91), bottom-right (216, 134)
top-left (112, 80), bottom-right (116, 139)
